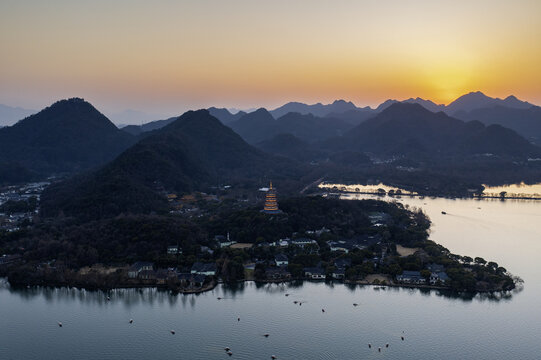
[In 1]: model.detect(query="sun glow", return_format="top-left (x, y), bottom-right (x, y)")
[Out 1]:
top-left (1, 0), bottom-right (540, 112)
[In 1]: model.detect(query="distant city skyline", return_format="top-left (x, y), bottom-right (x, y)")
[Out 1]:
top-left (1, 0), bottom-right (540, 116)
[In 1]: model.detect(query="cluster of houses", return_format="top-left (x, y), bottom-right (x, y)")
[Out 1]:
top-left (395, 264), bottom-right (450, 285)
top-left (326, 234), bottom-right (382, 253)
top-left (0, 182), bottom-right (48, 232)
top-left (127, 260), bottom-right (217, 290)
top-left (257, 237), bottom-right (319, 249)
top-left (262, 254), bottom-right (351, 281)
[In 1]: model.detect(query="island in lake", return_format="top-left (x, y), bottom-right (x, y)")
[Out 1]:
top-left (1, 192), bottom-right (518, 294)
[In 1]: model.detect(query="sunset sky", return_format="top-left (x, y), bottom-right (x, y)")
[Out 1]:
top-left (1, 0), bottom-right (541, 119)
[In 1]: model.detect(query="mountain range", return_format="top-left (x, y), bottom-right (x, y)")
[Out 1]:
top-left (1, 92), bottom-right (540, 202)
top-left (41, 110), bottom-right (301, 220)
top-left (269, 99), bottom-right (360, 119)
top-left (325, 103), bottom-right (540, 159)
top-left (107, 92), bottom-right (541, 146)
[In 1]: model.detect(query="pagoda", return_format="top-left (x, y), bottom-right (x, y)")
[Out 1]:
top-left (262, 181), bottom-right (282, 214)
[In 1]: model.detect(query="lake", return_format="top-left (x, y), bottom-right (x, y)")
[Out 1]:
top-left (1, 194), bottom-right (540, 359)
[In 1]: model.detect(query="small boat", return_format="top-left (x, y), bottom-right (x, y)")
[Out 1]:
top-left (224, 347), bottom-right (230, 351)
top-left (227, 351), bottom-right (233, 356)
top-left (271, 356), bottom-right (277, 359)
top-left (217, 297), bottom-right (222, 300)
top-left (386, 343), bottom-right (389, 348)
top-left (263, 334), bottom-right (270, 337)
top-left (170, 330), bottom-right (176, 335)
top-left (378, 347), bottom-right (381, 352)
top-left (129, 319), bottom-right (133, 324)
top-left (353, 303), bottom-right (358, 307)
top-left (58, 322), bottom-right (62, 327)
top-left (441, 211), bottom-right (447, 215)
top-left (368, 343), bottom-right (371, 348)
top-left (237, 317), bottom-right (240, 322)
top-left (321, 309), bottom-right (325, 313)
top-left (401, 336), bottom-right (404, 341)
top-left (285, 293), bottom-right (290, 297)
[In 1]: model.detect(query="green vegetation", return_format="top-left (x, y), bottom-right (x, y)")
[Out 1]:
top-left (0, 98), bottom-right (135, 175)
top-left (40, 109), bottom-right (310, 221)
top-left (0, 196), bottom-right (516, 293)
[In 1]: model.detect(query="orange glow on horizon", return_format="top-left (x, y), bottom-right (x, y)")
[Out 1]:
top-left (0, 0), bottom-right (540, 114)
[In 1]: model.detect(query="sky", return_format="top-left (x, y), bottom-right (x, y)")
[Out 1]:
top-left (1, 0), bottom-right (541, 122)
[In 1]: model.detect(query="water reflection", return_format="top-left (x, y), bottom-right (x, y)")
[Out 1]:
top-left (2, 279), bottom-right (518, 305)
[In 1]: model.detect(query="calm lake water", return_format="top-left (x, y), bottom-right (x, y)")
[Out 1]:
top-left (1, 194), bottom-right (541, 359)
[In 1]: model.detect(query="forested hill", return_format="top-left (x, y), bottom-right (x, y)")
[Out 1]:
top-left (0, 98), bottom-right (135, 175)
top-left (40, 109), bottom-right (306, 221)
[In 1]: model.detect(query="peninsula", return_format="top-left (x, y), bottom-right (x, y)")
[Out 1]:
top-left (1, 193), bottom-right (517, 294)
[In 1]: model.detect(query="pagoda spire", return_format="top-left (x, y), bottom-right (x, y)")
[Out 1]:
top-left (262, 181), bottom-right (281, 214)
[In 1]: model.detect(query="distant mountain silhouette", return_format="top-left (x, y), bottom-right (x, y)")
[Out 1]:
top-left (41, 110), bottom-right (300, 220)
top-left (324, 108), bottom-right (376, 126)
top-left (275, 112), bottom-right (353, 142)
top-left (229, 108), bottom-right (279, 144)
top-left (122, 116), bottom-right (178, 136)
top-left (229, 109), bottom-right (353, 144)
top-left (376, 98), bottom-right (445, 113)
top-left (453, 105), bottom-right (541, 145)
top-left (445, 91), bottom-right (533, 115)
top-left (208, 107), bottom-right (247, 124)
top-left (0, 98), bottom-right (135, 175)
top-left (108, 109), bottom-right (169, 126)
top-left (327, 103), bottom-right (540, 158)
top-left (270, 100), bottom-right (358, 118)
top-left (0, 104), bottom-right (36, 126)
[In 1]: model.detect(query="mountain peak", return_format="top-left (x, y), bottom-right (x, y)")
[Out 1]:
top-left (0, 98), bottom-right (135, 174)
top-left (382, 101), bottom-right (431, 114)
top-left (447, 91), bottom-right (533, 114)
top-left (332, 99), bottom-right (354, 106)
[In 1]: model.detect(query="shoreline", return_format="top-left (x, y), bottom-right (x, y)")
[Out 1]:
top-left (321, 190), bottom-right (541, 201)
top-left (2, 276), bottom-right (514, 295)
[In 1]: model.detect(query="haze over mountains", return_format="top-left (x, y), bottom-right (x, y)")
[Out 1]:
top-left (0, 92), bottom-right (540, 197)
top-left (116, 91), bottom-right (541, 145)
top-left (0, 104), bottom-right (36, 127)
top-left (0, 92), bottom-right (538, 218)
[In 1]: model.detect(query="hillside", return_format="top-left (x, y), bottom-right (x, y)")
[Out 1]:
top-left (0, 98), bottom-right (135, 175)
top-left (41, 110), bottom-right (303, 220)
top-left (275, 112), bottom-right (353, 142)
top-left (324, 108), bottom-right (376, 126)
top-left (453, 105), bottom-right (541, 145)
top-left (256, 133), bottom-right (323, 161)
